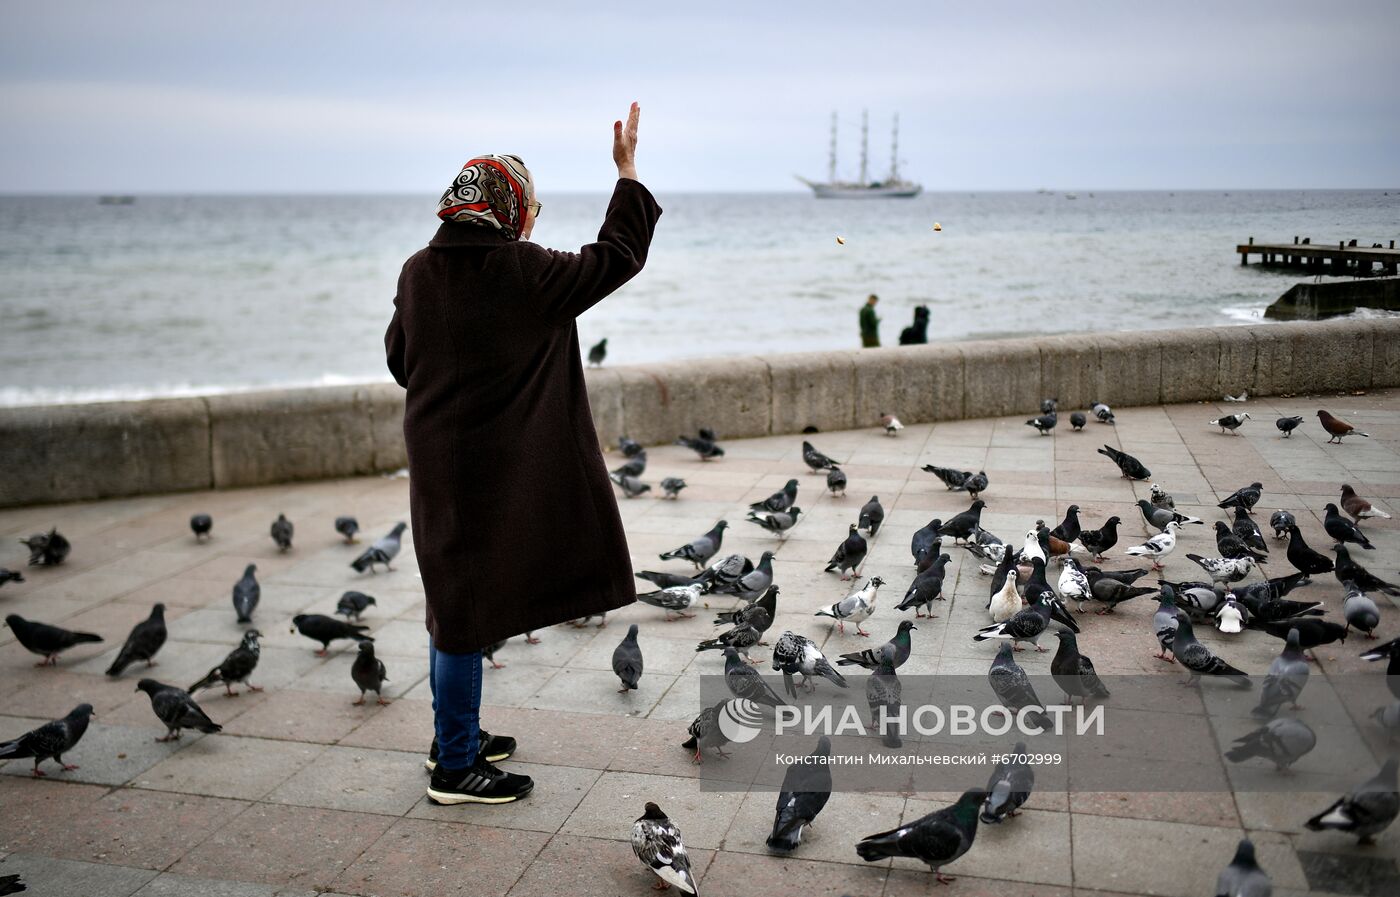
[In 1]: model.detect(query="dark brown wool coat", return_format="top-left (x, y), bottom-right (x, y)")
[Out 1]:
top-left (386, 178), bottom-right (662, 653)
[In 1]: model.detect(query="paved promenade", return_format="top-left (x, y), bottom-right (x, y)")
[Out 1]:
top-left (1, 392), bottom-right (1397, 896)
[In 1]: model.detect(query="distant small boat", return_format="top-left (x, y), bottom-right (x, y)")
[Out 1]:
top-left (1065, 193), bottom-right (1078, 200)
top-left (98, 195), bottom-right (135, 205)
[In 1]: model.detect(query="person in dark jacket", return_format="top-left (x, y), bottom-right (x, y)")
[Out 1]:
top-left (385, 103), bottom-right (660, 805)
top-left (859, 293), bottom-right (881, 347)
top-left (899, 304), bottom-right (930, 345)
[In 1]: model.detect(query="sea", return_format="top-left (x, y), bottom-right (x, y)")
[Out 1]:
top-left (1, 189), bottom-right (1396, 406)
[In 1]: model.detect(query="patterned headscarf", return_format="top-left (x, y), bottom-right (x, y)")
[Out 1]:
top-left (437, 154), bottom-right (534, 240)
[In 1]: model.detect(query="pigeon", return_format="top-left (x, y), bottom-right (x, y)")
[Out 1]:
top-left (1211, 411), bottom-right (1251, 435)
top-left (20, 529), bottom-right (70, 566)
top-left (681, 702), bottom-right (732, 763)
top-left (1058, 558), bottom-right (1092, 613)
top-left (290, 614), bottom-right (372, 655)
top-left (661, 477), bottom-right (687, 499)
top-left (1360, 637), bottom-right (1400, 701)
top-left (1152, 586), bottom-right (1182, 662)
top-left (188, 630), bottom-right (264, 696)
top-left (1187, 554), bottom-right (1255, 584)
top-left (750, 479), bottom-right (799, 513)
top-left (1087, 573), bottom-right (1157, 614)
top-left (1255, 618), bottom-right (1347, 658)
top-left (858, 495), bottom-right (885, 537)
top-left (660, 520), bottom-right (727, 569)
top-left (1137, 500), bottom-right (1202, 533)
top-left (981, 743), bottom-right (1035, 824)
top-left (989, 569), bottom-right (1022, 622)
top-left (723, 646), bottom-right (784, 707)
top-left (1269, 510), bottom-right (1295, 540)
top-left (232, 563), bottom-right (260, 622)
top-left (1334, 545), bottom-right (1400, 596)
top-left (270, 514), bottom-right (294, 551)
top-left (0, 568), bottom-right (24, 588)
top-left (334, 516), bottom-right (360, 543)
top-left (1231, 508), bottom-right (1268, 554)
top-left (677, 431), bottom-right (724, 460)
top-left (612, 450), bottom-right (647, 479)
top-left (0, 703), bottom-right (94, 776)
top-left (1284, 525), bottom-right (1334, 576)
top-left (898, 554), bottom-right (951, 617)
top-left (881, 413), bottom-right (904, 437)
top-left (973, 596), bottom-right (1054, 652)
top-left (802, 440), bottom-right (841, 472)
top-left (106, 604), bottom-right (167, 677)
top-left (987, 643), bottom-right (1053, 730)
top-left (771, 630), bottom-right (848, 697)
top-left (1230, 576), bottom-right (1319, 622)
top-left (959, 471), bottom-right (989, 499)
top-left (1091, 566), bottom-right (1152, 586)
top-left (1172, 614), bottom-right (1251, 688)
top-left (632, 802), bottom-right (699, 894)
top-left (1218, 483), bottom-right (1264, 512)
top-left (619, 436), bottom-right (643, 457)
top-left (4, 614), bottom-right (102, 666)
top-left (745, 507), bottom-right (802, 538)
top-left (1051, 630), bottom-right (1110, 702)
top-left (1374, 702), bottom-right (1400, 738)
top-left (816, 576), bottom-right (883, 635)
top-left (824, 524), bottom-right (868, 580)
top-left (1305, 757), bottom-right (1399, 844)
top-left (1252, 628), bottom-right (1309, 719)
top-left (713, 584), bottom-right (778, 632)
top-left (1316, 410), bottom-right (1369, 444)
top-left (1025, 411), bottom-right (1057, 435)
top-left (697, 620), bottom-right (764, 663)
top-left (569, 613), bottom-right (608, 629)
top-left (1343, 582), bottom-right (1381, 638)
top-left (963, 527), bottom-right (1009, 565)
top-left (1275, 415), bottom-right (1304, 437)
top-left (1168, 580), bottom-right (1227, 619)
top-left (1091, 401), bottom-right (1115, 424)
top-left (923, 464), bottom-right (971, 491)
top-left (1324, 503), bottom-right (1374, 550)
top-left (1098, 444), bottom-right (1150, 479)
top-left (1226, 718), bottom-right (1317, 772)
top-left (1214, 521), bottom-right (1269, 563)
top-left (1076, 515), bottom-right (1122, 561)
top-left (1224, 390), bottom-right (1249, 403)
top-left (826, 467), bottom-right (847, 496)
top-left (136, 679), bottom-right (222, 742)
top-left (714, 550), bottom-right (774, 604)
top-left (856, 789), bottom-right (987, 884)
top-left (1341, 484), bottom-right (1391, 522)
top-left (1051, 505), bottom-right (1082, 543)
top-left (1214, 839), bottom-right (1272, 897)
top-left (609, 624), bottom-right (644, 693)
top-left (351, 522), bottom-right (407, 573)
top-left (1041, 398), bottom-right (1058, 414)
top-left (766, 736), bottom-right (833, 851)
top-left (351, 641), bottom-right (390, 705)
top-left (866, 644), bottom-right (903, 747)
top-left (1126, 521), bottom-right (1182, 570)
top-left (938, 500), bottom-right (987, 544)
top-left (190, 514), bottom-right (213, 541)
top-left (911, 518), bottom-right (943, 567)
top-left (587, 337), bottom-right (608, 366)
top-left (610, 471), bottom-right (651, 498)
top-left (698, 552), bottom-right (753, 593)
top-left (1216, 597), bottom-right (1245, 634)
top-left (638, 583), bottom-right (704, 621)
top-left (839, 620), bottom-right (916, 669)
top-left (1150, 483), bottom-right (1176, 509)
top-left (336, 591), bottom-right (377, 621)
top-left (1069, 411), bottom-right (1086, 430)
top-left (482, 639), bottom-right (507, 670)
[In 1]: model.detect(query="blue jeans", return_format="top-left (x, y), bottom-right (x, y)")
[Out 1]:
top-left (428, 641), bottom-right (482, 769)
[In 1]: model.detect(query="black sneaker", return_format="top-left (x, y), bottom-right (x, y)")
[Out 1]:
top-left (424, 731), bottom-right (517, 771)
top-left (427, 757), bottom-right (533, 805)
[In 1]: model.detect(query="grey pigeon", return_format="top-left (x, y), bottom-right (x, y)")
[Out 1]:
top-left (270, 513), bottom-right (294, 551)
top-left (910, 518), bottom-right (943, 567)
top-left (681, 702), bottom-right (732, 763)
top-left (698, 552), bottom-right (752, 593)
top-left (106, 603), bottom-right (167, 677)
top-left (856, 789), bottom-right (987, 884)
top-left (659, 520), bottom-right (727, 569)
top-left (858, 495), bottom-right (885, 537)
top-left (815, 576), bottom-right (883, 635)
top-left (351, 522), bottom-right (407, 573)
top-left (1226, 718), bottom-right (1316, 771)
top-left (1210, 411), bottom-right (1251, 434)
top-left (1172, 614), bottom-right (1251, 688)
top-left (588, 337), bottom-right (607, 366)
top-left (1343, 582), bottom-right (1381, 638)
top-left (660, 477), bottom-right (687, 499)
top-left (1091, 401), bottom-right (1115, 424)
top-left (232, 563), bottom-right (260, 623)
top-left (1152, 586), bottom-right (1183, 662)
top-left (1372, 702), bottom-right (1400, 738)
top-left (1041, 398), bottom-right (1058, 414)
top-left (1087, 573), bottom-right (1157, 613)
top-left (717, 550), bottom-right (775, 603)
top-left (610, 470), bottom-right (651, 498)
top-left (723, 646), bottom-right (784, 707)
top-left (136, 678), bottom-right (221, 742)
top-left (676, 431), bottom-right (724, 460)
top-left (981, 742), bottom-right (1035, 823)
top-left (987, 643), bottom-right (1054, 730)
top-left (1324, 503), bottom-right (1373, 550)
top-left (290, 613), bottom-right (372, 655)
top-left (802, 440), bottom-right (841, 472)
top-left (351, 641), bottom-right (390, 705)
top-left (826, 467), bottom-right (847, 496)
top-left (1305, 757), bottom-right (1400, 844)
top-left (1268, 510), bottom-right (1295, 539)
top-left (1025, 410), bottom-right (1057, 435)
top-left (4, 614), bottom-right (102, 666)
top-left (839, 620), bottom-right (916, 669)
top-left (336, 591), bottom-right (377, 621)
top-left (1069, 411), bottom-right (1086, 430)
top-left (1215, 838), bottom-right (1272, 897)
top-left (766, 736), bottom-right (832, 851)
top-left (714, 585), bottom-right (778, 633)
top-left (866, 644), bottom-right (903, 747)
top-left (1051, 630), bottom-right (1110, 702)
top-left (638, 583), bottom-right (704, 620)
top-left (1218, 482), bottom-right (1263, 512)
top-left (897, 554), bottom-right (950, 617)
top-left (923, 464), bottom-right (971, 491)
top-left (631, 802), bottom-right (699, 894)
top-left (20, 528), bottom-right (70, 566)
top-left (697, 622), bottom-right (767, 665)
top-left (334, 516), bottom-right (360, 543)
top-left (1275, 415), bottom-right (1303, 437)
top-left (1137, 499), bottom-right (1202, 533)
top-left (1150, 483), bottom-right (1175, 509)
top-left (0, 703), bottom-right (93, 776)
top-left (960, 471), bottom-right (989, 499)
top-left (770, 631), bottom-right (847, 697)
top-left (1187, 554), bottom-right (1256, 584)
top-left (612, 624), bottom-right (644, 692)
top-left (190, 514), bottom-right (213, 541)
top-left (188, 630), bottom-right (263, 696)
top-left (619, 436), bottom-right (643, 457)
top-left (612, 450), bottom-right (647, 479)
top-left (635, 569), bottom-right (705, 590)
top-left (823, 524), bottom-right (868, 580)
top-left (1097, 444), bottom-right (1150, 479)
top-left (750, 479), bottom-right (798, 513)
top-left (1334, 545), bottom-right (1400, 596)
top-left (745, 506), bottom-right (802, 538)
top-left (1252, 628), bottom-right (1308, 719)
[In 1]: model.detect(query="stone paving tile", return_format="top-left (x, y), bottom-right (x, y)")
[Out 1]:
top-left (266, 745), bottom-right (426, 816)
top-left (722, 787), bottom-right (907, 866)
top-left (131, 873), bottom-right (318, 897)
top-left (0, 718), bottom-right (193, 787)
top-left (0, 776), bottom-right (114, 855)
top-left (560, 770), bottom-right (744, 850)
top-left (503, 833), bottom-right (715, 897)
top-left (333, 818), bottom-right (548, 897)
top-left (700, 850), bottom-right (893, 897)
top-left (220, 689), bottom-right (382, 745)
top-left (134, 735), bottom-right (322, 800)
top-left (0, 852), bottom-right (158, 897)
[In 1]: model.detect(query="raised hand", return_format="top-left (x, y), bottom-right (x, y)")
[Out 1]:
top-left (613, 102), bottom-right (639, 180)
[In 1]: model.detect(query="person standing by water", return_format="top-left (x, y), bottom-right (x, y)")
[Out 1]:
top-left (385, 103), bottom-right (660, 805)
top-left (859, 293), bottom-right (881, 347)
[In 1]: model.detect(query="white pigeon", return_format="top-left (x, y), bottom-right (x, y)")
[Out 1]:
top-left (978, 563), bottom-right (997, 576)
top-left (814, 576), bottom-right (883, 636)
top-left (1149, 483), bottom-right (1175, 509)
top-left (1187, 554), bottom-right (1255, 584)
top-left (631, 802), bottom-right (699, 895)
top-left (881, 413), bottom-right (904, 436)
top-left (1125, 521), bottom-right (1180, 570)
top-left (1224, 390), bottom-right (1249, 402)
top-left (1057, 559), bottom-right (1092, 613)
top-left (1021, 528), bottom-right (1047, 566)
top-left (989, 570), bottom-right (1022, 623)
top-left (1216, 598), bottom-right (1245, 634)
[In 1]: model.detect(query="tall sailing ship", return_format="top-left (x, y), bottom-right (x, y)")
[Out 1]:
top-left (797, 111), bottom-right (922, 198)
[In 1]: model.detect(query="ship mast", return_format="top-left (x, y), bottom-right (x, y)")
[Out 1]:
top-left (858, 109), bottom-right (869, 186)
top-left (828, 111), bottom-right (838, 184)
top-left (889, 114), bottom-right (900, 183)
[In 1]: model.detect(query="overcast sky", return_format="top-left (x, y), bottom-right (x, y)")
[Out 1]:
top-left (3, 1), bottom-right (1397, 193)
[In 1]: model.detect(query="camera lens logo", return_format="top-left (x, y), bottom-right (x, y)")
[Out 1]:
top-left (717, 698), bottom-right (765, 743)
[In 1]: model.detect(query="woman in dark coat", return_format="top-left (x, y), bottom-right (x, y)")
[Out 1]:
top-left (385, 103), bottom-right (659, 804)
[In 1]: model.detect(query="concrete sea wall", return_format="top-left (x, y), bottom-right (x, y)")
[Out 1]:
top-left (3, 318), bottom-right (1397, 508)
